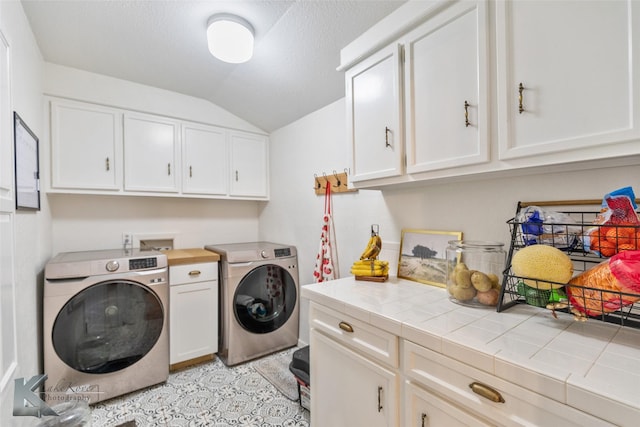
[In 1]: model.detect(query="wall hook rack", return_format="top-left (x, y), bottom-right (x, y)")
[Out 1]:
top-left (313, 169), bottom-right (357, 195)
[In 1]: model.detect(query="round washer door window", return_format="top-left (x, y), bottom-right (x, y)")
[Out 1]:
top-left (234, 264), bottom-right (297, 334)
top-left (52, 280), bottom-right (164, 374)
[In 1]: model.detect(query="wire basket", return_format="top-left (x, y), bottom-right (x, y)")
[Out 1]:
top-left (497, 200), bottom-right (640, 328)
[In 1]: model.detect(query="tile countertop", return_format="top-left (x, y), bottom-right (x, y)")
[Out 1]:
top-left (302, 276), bottom-right (640, 425)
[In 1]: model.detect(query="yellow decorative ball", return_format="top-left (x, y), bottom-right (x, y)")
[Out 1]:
top-left (512, 245), bottom-right (573, 290)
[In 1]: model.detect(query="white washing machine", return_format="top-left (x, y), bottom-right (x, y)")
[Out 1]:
top-left (204, 242), bottom-right (299, 366)
top-left (43, 249), bottom-right (169, 404)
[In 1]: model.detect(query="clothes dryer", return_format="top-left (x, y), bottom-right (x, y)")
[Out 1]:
top-left (43, 249), bottom-right (169, 404)
top-left (204, 242), bottom-right (299, 366)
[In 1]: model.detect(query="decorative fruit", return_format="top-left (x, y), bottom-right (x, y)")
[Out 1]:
top-left (511, 245), bottom-right (573, 290)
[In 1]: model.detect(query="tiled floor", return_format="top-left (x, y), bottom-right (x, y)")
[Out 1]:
top-left (90, 348), bottom-right (310, 426)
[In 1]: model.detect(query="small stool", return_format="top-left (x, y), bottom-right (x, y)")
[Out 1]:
top-left (288, 345), bottom-right (310, 411)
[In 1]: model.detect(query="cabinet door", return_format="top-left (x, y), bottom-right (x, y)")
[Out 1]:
top-left (169, 280), bottom-right (218, 364)
top-left (405, 1), bottom-right (489, 173)
top-left (496, 0), bottom-right (640, 160)
top-left (50, 100), bottom-right (122, 190)
top-left (228, 131), bottom-right (268, 198)
top-left (311, 329), bottom-right (398, 427)
top-left (346, 44), bottom-right (404, 182)
top-left (182, 123), bottom-right (228, 196)
top-left (124, 113), bottom-right (179, 193)
top-left (405, 381), bottom-right (491, 427)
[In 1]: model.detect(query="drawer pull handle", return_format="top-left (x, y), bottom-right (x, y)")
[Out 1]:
top-left (421, 413), bottom-right (427, 427)
top-left (469, 382), bottom-right (505, 403)
top-left (377, 386), bottom-right (383, 412)
top-left (518, 82), bottom-right (525, 114)
top-left (338, 321), bottom-right (353, 333)
top-left (188, 270), bottom-right (201, 276)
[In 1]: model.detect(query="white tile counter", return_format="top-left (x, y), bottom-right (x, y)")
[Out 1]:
top-left (302, 276), bottom-right (640, 425)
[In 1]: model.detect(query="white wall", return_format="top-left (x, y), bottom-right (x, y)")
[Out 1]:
top-left (262, 97), bottom-right (640, 345)
top-left (0, 1), bottom-right (48, 425)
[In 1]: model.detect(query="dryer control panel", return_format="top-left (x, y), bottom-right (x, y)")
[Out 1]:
top-left (274, 248), bottom-right (292, 258)
top-left (130, 257), bottom-right (158, 270)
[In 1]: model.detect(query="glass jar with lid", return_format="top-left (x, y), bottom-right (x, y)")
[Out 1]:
top-left (446, 240), bottom-right (506, 308)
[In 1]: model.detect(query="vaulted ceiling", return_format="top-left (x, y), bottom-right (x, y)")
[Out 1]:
top-left (21, 0), bottom-right (406, 132)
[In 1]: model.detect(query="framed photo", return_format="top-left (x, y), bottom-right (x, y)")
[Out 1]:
top-left (398, 229), bottom-right (462, 287)
top-left (13, 112), bottom-right (40, 210)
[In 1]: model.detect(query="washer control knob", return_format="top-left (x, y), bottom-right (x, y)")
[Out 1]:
top-left (106, 260), bottom-right (119, 272)
top-left (260, 250), bottom-right (269, 259)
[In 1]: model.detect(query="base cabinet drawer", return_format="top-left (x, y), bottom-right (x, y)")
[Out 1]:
top-left (402, 340), bottom-right (613, 427)
top-left (405, 380), bottom-right (491, 427)
top-left (309, 302), bottom-right (398, 368)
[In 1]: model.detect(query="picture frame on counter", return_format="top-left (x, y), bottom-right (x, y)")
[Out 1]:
top-left (398, 229), bottom-right (462, 287)
top-left (13, 112), bottom-right (40, 210)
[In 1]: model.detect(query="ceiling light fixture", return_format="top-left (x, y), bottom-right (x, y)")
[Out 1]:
top-left (207, 14), bottom-right (254, 64)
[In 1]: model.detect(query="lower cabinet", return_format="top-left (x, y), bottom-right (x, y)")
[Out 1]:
top-left (308, 301), bottom-right (614, 427)
top-left (169, 262), bottom-right (218, 366)
top-left (311, 330), bottom-right (398, 426)
top-left (309, 302), bottom-right (399, 426)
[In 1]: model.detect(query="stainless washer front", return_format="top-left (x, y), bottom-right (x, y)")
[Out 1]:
top-left (43, 249), bottom-right (169, 404)
top-left (205, 242), bottom-right (299, 366)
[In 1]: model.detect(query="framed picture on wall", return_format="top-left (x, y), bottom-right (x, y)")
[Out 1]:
top-left (14, 112), bottom-right (40, 210)
top-left (398, 229), bottom-right (462, 287)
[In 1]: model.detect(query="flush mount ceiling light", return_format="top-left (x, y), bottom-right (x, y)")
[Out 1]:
top-left (207, 14), bottom-right (254, 64)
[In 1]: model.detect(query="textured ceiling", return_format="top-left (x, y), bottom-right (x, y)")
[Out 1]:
top-left (21, 0), bottom-right (406, 132)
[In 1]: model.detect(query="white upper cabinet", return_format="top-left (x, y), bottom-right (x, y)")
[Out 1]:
top-left (496, 0), bottom-right (640, 160)
top-left (229, 131), bottom-right (269, 198)
top-left (50, 100), bottom-right (122, 191)
top-left (404, 0), bottom-right (489, 173)
top-left (48, 97), bottom-right (268, 200)
top-left (346, 44), bottom-right (404, 182)
top-left (124, 112), bottom-right (180, 193)
top-left (182, 123), bottom-right (228, 196)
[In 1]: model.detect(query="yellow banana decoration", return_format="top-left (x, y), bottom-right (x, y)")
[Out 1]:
top-left (353, 225), bottom-right (388, 277)
top-left (360, 234), bottom-right (382, 260)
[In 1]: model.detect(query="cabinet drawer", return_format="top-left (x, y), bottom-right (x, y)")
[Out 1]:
top-left (170, 262), bottom-right (217, 285)
top-left (403, 340), bottom-right (612, 427)
top-left (310, 302), bottom-right (398, 368)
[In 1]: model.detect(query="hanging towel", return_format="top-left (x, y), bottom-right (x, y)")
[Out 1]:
top-left (313, 183), bottom-right (339, 282)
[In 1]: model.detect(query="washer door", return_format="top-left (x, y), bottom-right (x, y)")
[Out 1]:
top-left (233, 264), bottom-right (297, 334)
top-left (52, 280), bottom-right (164, 374)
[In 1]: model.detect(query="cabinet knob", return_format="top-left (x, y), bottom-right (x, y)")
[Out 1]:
top-left (469, 381), bottom-right (505, 403)
top-left (338, 321), bottom-right (353, 333)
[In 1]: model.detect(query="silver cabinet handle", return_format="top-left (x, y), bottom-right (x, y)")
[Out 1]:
top-left (421, 413), bottom-right (427, 427)
top-left (189, 165), bottom-right (193, 178)
top-left (105, 157), bottom-right (110, 171)
top-left (167, 163), bottom-right (171, 175)
top-left (464, 100), bottom-right (470, 127)
top-left (385, 126), bottom-right (391, 147)
top-left (188, 270), bottom-right (201, 276)
top-left (377, 386), bottom-right (383, 412)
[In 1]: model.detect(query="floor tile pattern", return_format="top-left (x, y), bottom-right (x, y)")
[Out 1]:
top-left (90, 349), bottom-right (309, 426)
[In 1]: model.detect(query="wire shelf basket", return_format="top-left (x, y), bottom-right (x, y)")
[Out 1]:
top-left (497, 200), bottom-right (640, 329)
